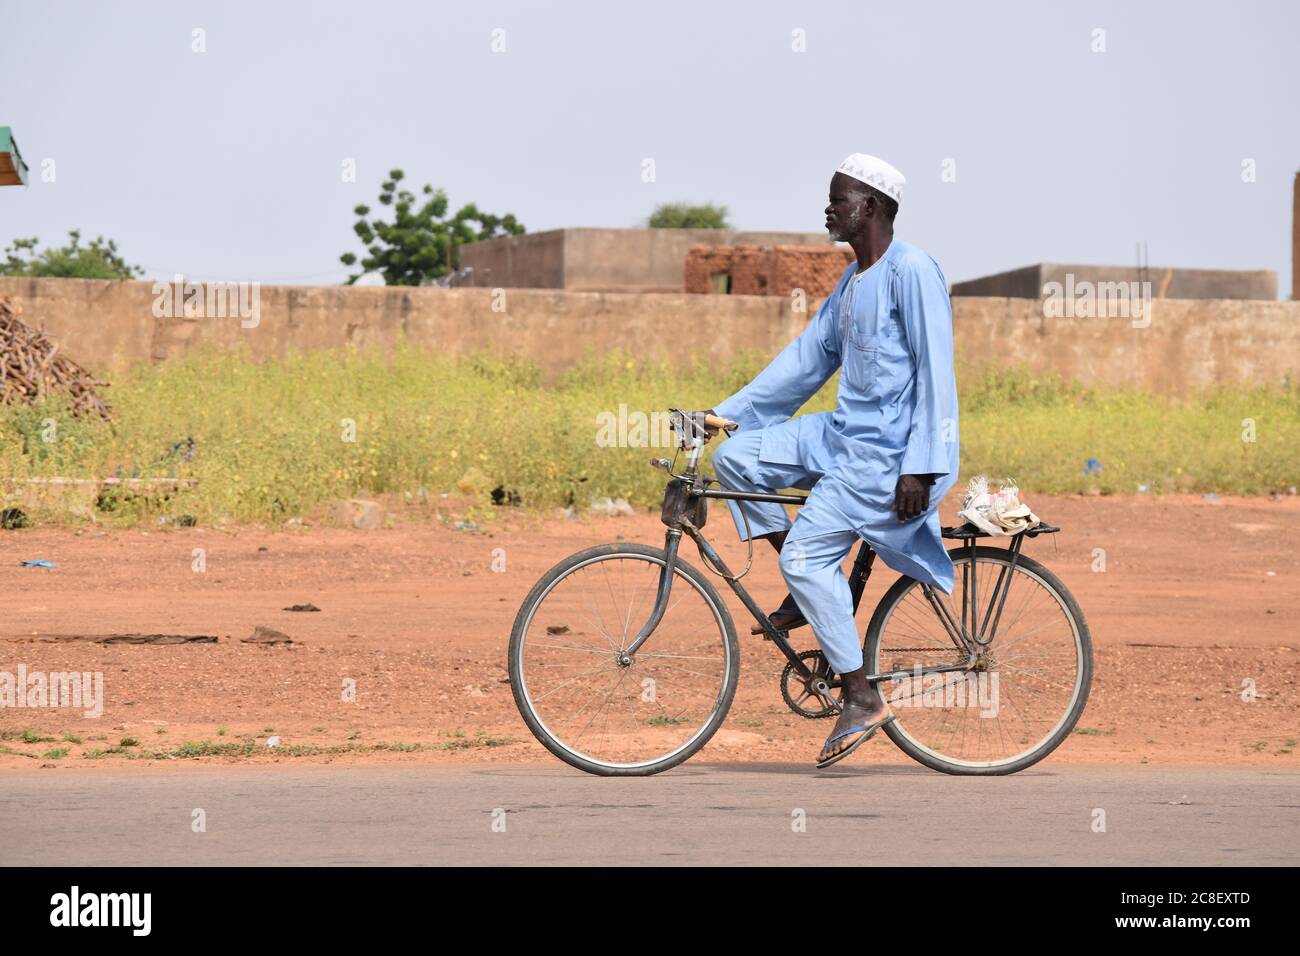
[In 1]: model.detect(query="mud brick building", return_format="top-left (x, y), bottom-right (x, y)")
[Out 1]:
top-left (684, 244), bottom-right (855, 299)
top-left (458, 228), bottom-right (830, 293)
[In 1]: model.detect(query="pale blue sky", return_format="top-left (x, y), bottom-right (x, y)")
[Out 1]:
top-left (3, 0), bottom-right (1297, 294)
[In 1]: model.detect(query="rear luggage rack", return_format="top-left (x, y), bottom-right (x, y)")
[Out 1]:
top-left (942, 521), bottom-right (1060, 540)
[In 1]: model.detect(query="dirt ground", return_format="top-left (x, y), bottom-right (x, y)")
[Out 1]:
top-left (2, 491), bottom-right (1297, 771)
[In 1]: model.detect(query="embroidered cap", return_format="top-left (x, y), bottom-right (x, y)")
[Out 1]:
top-left (835, 153), bottom-right (905, 206)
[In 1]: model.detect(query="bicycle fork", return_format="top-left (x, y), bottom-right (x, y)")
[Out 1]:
top-left (621, 528), bottom-right (684, 663)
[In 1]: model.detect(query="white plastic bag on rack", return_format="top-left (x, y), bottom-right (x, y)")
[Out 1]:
top-left (957, 475), bottom-right (1040, 536)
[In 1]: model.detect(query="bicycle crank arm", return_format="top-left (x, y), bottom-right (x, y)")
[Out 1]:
top-left (811, 677), bottom-right (842, 713)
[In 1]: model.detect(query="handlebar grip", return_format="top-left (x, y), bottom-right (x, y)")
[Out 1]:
top-left (703, 413), bottom-right (738, 435)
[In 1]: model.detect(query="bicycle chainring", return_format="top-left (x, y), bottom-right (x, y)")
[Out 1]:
top-left (780, 650), bottom-right (841, 719)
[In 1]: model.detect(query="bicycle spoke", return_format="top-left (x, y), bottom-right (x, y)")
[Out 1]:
top-left (514, 550), bottom-right (733, 771)
top-left (871, 550), bottom-right (1088, 770)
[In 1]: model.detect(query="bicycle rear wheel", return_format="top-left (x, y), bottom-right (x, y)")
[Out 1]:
top-left (864, 545), bottom-right (1092, 775)
top-left (508, 543), bottom-right (738, 776)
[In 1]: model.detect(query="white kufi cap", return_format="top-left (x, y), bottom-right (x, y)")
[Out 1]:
top-left (835, 153), bottom-right (905, 205)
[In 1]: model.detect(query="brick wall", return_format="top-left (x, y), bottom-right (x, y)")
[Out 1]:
top-left (773, 246), bottom-right (855, 300)
top-left (685, 244), bottom-right (853, 299)
top-left (729, 246), bottom-right (773, 295)
top-left (682, 246), bottom-right (735, 295)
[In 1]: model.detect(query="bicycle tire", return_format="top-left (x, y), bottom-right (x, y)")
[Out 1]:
top-left (864, 546), bottom-right (1093, 776)
top-left (508, 542), bottom-right (740, 776)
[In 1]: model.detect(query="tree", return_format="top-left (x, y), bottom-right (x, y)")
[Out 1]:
top-left (647, 202), bottom-right (730, 229)
top-left (340, 170), bottom-right (525, 285)
top-left (1, 230), bottom-right (143, 279)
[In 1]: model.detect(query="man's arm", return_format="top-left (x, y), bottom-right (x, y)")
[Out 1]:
top-left (711, 270), bottom-right (848, 431)
top-left (894, 257), bottom-right (959, 520)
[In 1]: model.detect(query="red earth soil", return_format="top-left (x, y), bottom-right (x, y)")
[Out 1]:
top-left (1, 491), bottom-right (1297, 771)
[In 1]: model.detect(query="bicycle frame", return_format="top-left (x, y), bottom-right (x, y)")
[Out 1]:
top-left (629, 478), bottom-right (977, 681)
top-left (622, 412), bottom-right (1045, 699)
top-left (625, 474), bottom-right (979, 691)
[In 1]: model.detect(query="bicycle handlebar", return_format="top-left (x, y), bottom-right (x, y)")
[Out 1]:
top-left (667, 408), bottom-right (737, 450)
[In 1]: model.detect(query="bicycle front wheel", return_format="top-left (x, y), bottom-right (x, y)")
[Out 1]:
top-left (865, 545), bottom-right (1092, 775)
top-left (508, 543), bottom-right (738, 776)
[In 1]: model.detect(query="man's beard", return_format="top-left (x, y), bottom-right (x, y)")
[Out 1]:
top-left (830, 211), bottom-right (862, 243)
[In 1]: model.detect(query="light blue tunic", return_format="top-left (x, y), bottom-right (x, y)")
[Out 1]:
top-left (711, 239), bottom-right (960, 593)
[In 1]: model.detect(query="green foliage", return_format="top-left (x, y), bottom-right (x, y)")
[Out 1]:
top-left (647, 202), bottom-right (730, 229)
top-left (340, 169), bottom-right (525, 286)
top-left (5, 393), bottom-right (101, 469)
top-left (0, 352), bottom-right (1294, 527)
top-left (1, 230), bottom-right (142, 280)
top-left (949, 366), bottom-right (1300, 496)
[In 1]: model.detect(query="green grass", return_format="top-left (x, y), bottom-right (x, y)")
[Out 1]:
top-left (1, 346), bottom-right (1294, 526)
top-left (78, 734), bottom-right (518, 760)
top-left (2, 729), bottom-right (57, 744)
top-left (436, 733), bottom-right (514, 751)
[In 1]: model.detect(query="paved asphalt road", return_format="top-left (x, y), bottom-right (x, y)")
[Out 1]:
top-left (3, 763), bottom-right (1297, 865)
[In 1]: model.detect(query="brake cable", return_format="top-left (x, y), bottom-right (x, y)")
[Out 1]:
top-left (691, 475), bottom-right (755, 583)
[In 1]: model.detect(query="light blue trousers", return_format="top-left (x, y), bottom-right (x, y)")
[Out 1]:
top-left (711, 430), bottom-right (866, 674)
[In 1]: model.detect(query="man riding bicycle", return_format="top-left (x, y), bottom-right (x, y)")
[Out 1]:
top-left (698, 153), bottom-right (960, 767)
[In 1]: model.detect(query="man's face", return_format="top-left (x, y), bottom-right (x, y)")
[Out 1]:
top-left (824, 172), bottom-right (865, 242)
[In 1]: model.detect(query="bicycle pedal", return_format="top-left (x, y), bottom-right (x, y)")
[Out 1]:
top-left (811, 680), bottom-right (842, 713)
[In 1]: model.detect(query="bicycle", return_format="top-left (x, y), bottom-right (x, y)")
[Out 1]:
top-left (508, 409), bottom-right (1092, 776)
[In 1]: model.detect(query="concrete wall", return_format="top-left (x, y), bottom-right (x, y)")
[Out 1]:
top-left (455, 230), bottom-right (565, 289)
top-left (459, 227), bottom-right (834, 292)
top-left (953, 263), bottom-right (1278, 300)
top-left (952, 265), bottom-right (1043, 299)
top-left (947, 296), bottom-right (1298, 394)
top-left (2, 276), bottom-right (1298, 394)
top-left (1293, 172), bottom-right (1299, 300)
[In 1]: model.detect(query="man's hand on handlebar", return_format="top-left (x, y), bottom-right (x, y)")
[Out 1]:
top-left (698, 409), bottom-right (738, 443)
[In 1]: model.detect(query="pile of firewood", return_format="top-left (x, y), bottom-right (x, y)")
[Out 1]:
top-left (0, 296), bottom-right (111, 420)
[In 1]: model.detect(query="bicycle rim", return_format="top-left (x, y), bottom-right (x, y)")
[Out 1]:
top-left (868, 549), bottom-right (1090, 773)
top-left (511, 547), bottom-right (736, 773)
